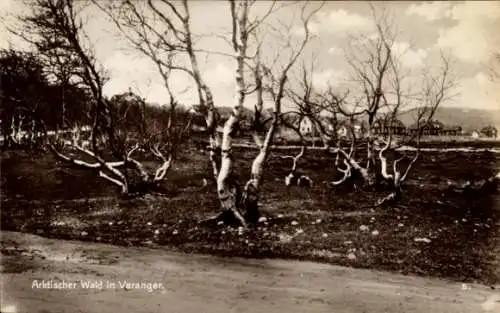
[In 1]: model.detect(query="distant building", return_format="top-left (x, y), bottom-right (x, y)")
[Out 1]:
top-left (426, 120), bottom-right (445, 136)
top-left (337, 119), bottom-right (366, 138)
top-left (442, 125), bottom-right (462, 136)
top-left (480, 126), bottom-right (498, 139)
top-left (409, 120), bottom-right (444, 136)
top-left (372, 117), bottom-right (406, 136)
top-left (299, 116), bottom-right (314, 135)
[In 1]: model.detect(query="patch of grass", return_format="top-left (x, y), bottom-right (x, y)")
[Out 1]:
top-left (1, 146), bottom-right (500, 285)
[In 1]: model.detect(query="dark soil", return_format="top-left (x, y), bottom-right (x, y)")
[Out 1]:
top-left (1, 145), bottom-right (499, 286)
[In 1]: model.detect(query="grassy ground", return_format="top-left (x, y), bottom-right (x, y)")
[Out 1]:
top-left (1, 144), bottom-right (500, 286)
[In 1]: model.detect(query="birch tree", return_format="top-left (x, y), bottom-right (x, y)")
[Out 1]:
top-left (95, 0), bottom-right (223, 183)
top-left (297, 5), bottom-right (457, 203)
top-left (9, 0), bottom-right (190, 195)
top-left (97, 0), bottom-right (323, 225)
top-left (374, 51), bottom-right (455, 204)
top-left (326, 7), bottom-right (402, 188)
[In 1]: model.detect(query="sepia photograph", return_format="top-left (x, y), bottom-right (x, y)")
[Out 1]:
top-left (0, 0), bottom-right (499, 312)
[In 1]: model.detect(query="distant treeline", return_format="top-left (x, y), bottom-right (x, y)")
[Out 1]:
top-left (0, 49), bottom-right (192, 147)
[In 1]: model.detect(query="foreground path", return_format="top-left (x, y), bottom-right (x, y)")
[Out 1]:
top-left (1, 231), bottom-right (499, 313)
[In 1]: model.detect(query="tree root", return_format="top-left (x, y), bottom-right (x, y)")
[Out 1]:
top-left (200, 209), bottom-right (247, 228)
top-left (199, 192), bottom-right (260, 228)
top-left (375, 190), bottom-right (401, 207)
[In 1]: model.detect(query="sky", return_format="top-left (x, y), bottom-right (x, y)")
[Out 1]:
top-left (1, 0), bottom-right (499, 112)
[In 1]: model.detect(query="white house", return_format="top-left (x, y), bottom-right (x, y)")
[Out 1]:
top-left (337, 120), bottom-right (365, 138)
top-left (299, 117), bottom-right (314, 135)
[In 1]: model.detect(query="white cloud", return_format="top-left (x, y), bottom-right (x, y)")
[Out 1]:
top-left (308, 9), bottom-right (374, 37)
top-left (312, 69), bottom-right (345, 91)
top-left (405, 1), bottom-right (453, 21)
top-left (102, 53), bottom-right (198, 104)
top-left (204, 63), bottom-right (234, 87)
top-left (392, 42), bottom-right (428, 68)
top-left (0, 0), bottom-right (13, 10)
top-left (103, 53), bottom-right (154, 75)
top-left (290, 22), bottom-right (320, 38)
top-left (102, 54), bottom-right (157, 98)
top-left (349, 39), bottom-right (428, 68)
top-left (456, 72), bottom-right (500, 110)
top-left (143, 70), bottom-right (195, 105)
top-left (436, 1), bottom-right (500, 63)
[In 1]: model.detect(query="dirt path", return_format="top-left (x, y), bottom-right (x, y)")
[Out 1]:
top-left (1, 231), bottom-right (499, 313)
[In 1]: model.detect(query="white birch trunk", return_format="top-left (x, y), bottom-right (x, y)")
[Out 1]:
top-left (216, 0), bottom-right (249, 226)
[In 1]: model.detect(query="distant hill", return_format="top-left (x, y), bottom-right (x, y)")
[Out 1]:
top-left (398, 106), bottom-right (500, 132)
top-left (199, 105), bottom-right (500, 133)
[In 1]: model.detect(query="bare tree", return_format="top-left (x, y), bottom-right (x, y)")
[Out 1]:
top-left (212, 0), bottom-right (324, 225)
top-left (97, 0), bottom-right (323, 225)
top-left (9, 0), bottom-right (190, 195)
top-left (375, 51), bottom-right (455, 205)
top-left (300, 5), bottom-right (457, 204)
top-left (95, 0), bottom-right (223, 183)
top-left (326, 7), bottom-right (401, 188)
top-left (279, 57), bottom-right (331, 187)
top-left (277, 113), bottom-right (312, 188)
